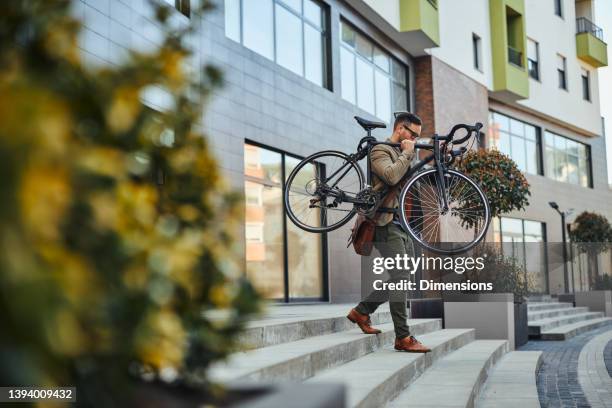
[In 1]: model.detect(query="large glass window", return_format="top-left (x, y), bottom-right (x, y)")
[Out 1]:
top-left (340, 22), bottom-right (408, 124)
top-left (488, 111), bottom-right (542, 175)
top-left (544, 131), bottom-right (592, 187)
top-left (244, 143), bottom-right (325, 301)
top-left (225, 0), bottom-right (328, 88)
top-left (493, 217), bottom-right (548, 293)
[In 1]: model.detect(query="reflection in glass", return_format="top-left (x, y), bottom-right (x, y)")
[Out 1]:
top-left (245, 144), bottom-right (324, 301)
top-left (304, 24), bottom-right (323, 86)
top-left (374, 47), bottom-right (390, 72)
top-left (243, 0), bottom-right (274, 60)
top-left (304, 0), bottom-right (322, 28)
top-left (224, 0), bottom-right (241, 42)
top-left (355, 33), bottom-right (373, 60)
top-left (375, 71), bottom-right (391, 124)
top-left (280, 0), bottom-right (301, 13)
top-left (340, 47), bottom-right (356, 104)
top-left (275, 4), bottom-right (303, 76)
top-left (356, 58), bottom-right (375, 114)
top-left (245, 181), bottom-right (284, 299)
top-left (511, 135), bottom-right (526, 172)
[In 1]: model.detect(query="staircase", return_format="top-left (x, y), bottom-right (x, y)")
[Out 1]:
top-left (528, 298), bottom-right (612, 340)
top-left (210, 304), bottom-right (541, 408)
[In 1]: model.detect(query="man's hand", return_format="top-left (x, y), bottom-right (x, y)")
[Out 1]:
top-left (400, 139), bottom-right (415, 155)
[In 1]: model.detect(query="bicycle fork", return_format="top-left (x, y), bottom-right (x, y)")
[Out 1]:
top-left (433, 137), bottom-right (450, 213)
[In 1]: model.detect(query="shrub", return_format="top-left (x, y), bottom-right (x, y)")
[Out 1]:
top-left (0, 0), bottom-right (260, 403)
top-left (454, 149), bottom-right (531, 219)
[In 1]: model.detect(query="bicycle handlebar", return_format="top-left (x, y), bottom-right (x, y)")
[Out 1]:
top-left (449, 122), bottom-right (483, 145)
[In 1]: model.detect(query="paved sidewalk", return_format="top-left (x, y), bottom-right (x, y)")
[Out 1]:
top-left (520, 325), bottom-right (612, 408)
top-left (578, 329), bottom-right (612, 408)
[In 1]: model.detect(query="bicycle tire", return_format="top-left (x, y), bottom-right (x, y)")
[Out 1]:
top-left (398, 168), bottom-right (491, 254)
top-left (284, 150), bottom-right (364, 233)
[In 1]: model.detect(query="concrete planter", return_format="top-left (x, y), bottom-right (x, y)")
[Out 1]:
top-left (575, 290), bottom-right (612, 317)
top-left (514, 302), bottom-right (528, 348)
top-left (409, 298), bottom-right (444, 321)
top-left (128, 382), bottom-right (345, 408)
top-left (443, 293), bottom-right (516, 350)
top-left (558, 293), bottom-right (576, 305)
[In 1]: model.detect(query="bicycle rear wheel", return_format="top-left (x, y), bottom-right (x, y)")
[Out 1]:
top-left (399, 168), bottom-right (490, 254)
top-left (284, 150), bottom-right (364, 233)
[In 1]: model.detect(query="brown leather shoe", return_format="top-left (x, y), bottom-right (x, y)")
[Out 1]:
top-left (394, 336), bottom-right (431, 353)
top-left (346, 308), bottom-right (382, 334)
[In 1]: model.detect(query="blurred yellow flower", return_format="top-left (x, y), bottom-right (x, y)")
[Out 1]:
top-left (46, 309), bottom-right (87, 357)
top-left (18, 165), bottom-right (71, 242)
top-left (106, 87), bottom-right (141, 133)
top-left (136, 309), bottom-right (186, 369)
top-left (78, 147), bottom-right (126, 179)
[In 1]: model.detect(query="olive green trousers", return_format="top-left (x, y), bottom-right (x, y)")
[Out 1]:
top-left (355, 222), bottom-right (415, 339)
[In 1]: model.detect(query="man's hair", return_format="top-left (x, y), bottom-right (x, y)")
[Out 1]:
top-left (393, 112), bottom-right (422, 131)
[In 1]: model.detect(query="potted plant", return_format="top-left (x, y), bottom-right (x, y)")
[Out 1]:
top-left (568, 211), bottom-right (612, 288)
top-left (453, 149), bottom-right (531, 220)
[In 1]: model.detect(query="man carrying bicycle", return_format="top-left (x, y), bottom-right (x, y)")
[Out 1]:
top-left (347, 112), bottom-right (431, 353)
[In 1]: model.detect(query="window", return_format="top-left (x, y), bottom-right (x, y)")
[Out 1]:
top-left (554, 0), bottom-right (563, 17)
top-left (472, 33), bottom-right (482, 71)
top-left (492, 217), bottom-right (548, 293)
top-left (488, 111), bottom-right (542, 175)
top-left (527, 39), bottom-right (539, 80)
top-left (581, 68), bottom-right (591, 101)
top-left (557, 54), bottom-right (567, 90)
top-left (163, 0), bottom-right (190, 17)
top-left (340, 22), bottom-right (408, 124)
top-left (506, 7), bottom-right (523, 67)
top-left (544, 131), bottom-right (592, 187)
top-left (225, 0), bottom-right (328, 88)
top-left (244, 143), bottom-right (325, 301)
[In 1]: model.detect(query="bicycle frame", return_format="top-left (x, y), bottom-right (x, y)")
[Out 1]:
top-left (319, 123), bottom-right (480, 211)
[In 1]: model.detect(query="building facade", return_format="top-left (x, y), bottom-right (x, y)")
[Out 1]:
top-left (73, 0), bottom-right (611, 301)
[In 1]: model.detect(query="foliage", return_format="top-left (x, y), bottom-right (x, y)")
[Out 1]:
top-left (568, 211), bottom-right (612, 255)
top-left (454, 149), bottom-right (531, 219)
top-left (466, 244), bottom-right (536, 302)
top-left (0, 0), bottom-right (261, 402)
top-left (593, 274), bottom-right (612, 290)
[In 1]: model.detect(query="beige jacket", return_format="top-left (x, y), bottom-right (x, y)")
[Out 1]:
top-left (370, 139), bottom-right (415, 226)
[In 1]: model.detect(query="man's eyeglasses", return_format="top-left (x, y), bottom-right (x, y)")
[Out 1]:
top-left (402, 125), bottom-right (420, 139)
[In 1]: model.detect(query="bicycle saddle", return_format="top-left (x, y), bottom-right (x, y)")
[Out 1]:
top-left (354, 116), bottom-right (386, 131)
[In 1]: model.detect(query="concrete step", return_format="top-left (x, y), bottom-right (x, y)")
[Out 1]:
top-left (527, 295), bottom-right (554, 302)
top-left (540, 317), bottom-right (612, 340)
top-left (526, 302), bottom-right (573, 312)
top-left (388, 340), bottom-right (510, 408)
top-left (238, 304), bottom-right (393, 349)
top-left (308, 328), bottom-right (475, 408)
top-left (476, 351), bottom-right (542, 408)
top-left (210, 319), bottom-right (441, 383)
top-left (528, 306), bottom-right (589, 321)
top-left (529, 312), bottom-right (604, 336)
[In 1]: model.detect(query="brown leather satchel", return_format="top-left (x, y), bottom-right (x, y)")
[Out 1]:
top-left (348, 186), bottom-right (400, 256)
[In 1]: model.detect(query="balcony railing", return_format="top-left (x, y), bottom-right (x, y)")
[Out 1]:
top-left (576, 17), bottom-right (604, 41)
top-left (508, 46), bottom-right (523, 67)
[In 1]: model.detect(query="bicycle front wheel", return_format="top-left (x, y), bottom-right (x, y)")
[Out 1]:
top-left (399, 169), bottom-right (490, 254)
top-left (284, 150), bottom-right (364, 233)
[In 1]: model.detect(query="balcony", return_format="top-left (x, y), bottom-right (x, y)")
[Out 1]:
top-left (354, 0), bottom-right (439, 56)
top-left (508, 46), bottom-right (523, 67)
top-left (489, 0), bottom-right (529, 102)
top-left (398, 0), bottom-right (440, 47)
top-left (575, 17), bottom-right (608, 67)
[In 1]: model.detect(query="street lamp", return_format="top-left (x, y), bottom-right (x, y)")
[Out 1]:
top-left (548, 202), bottom-right (574, 294)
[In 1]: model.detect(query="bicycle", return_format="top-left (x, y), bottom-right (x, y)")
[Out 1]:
top-left (283, 115), bottom-right (491, 254)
